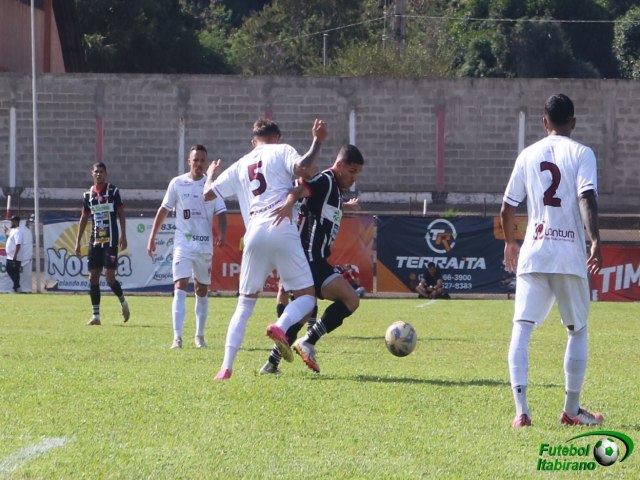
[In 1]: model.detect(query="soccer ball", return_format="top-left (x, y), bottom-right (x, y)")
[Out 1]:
top-left (384, 321), bottom-right (417, 357)
top-left (594, 438), bottom-right (619, 467)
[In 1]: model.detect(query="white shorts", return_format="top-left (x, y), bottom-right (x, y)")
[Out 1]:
top-left (172, 251), bottom-right (212, 285)
top-left (239, 219), bottom-right (313, 295)
top-left (513, 273), bottom-right (589, 330)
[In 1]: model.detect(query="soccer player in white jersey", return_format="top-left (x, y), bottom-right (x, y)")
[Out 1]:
top-left (501, 94), bottom-right (603, 428)
top-left (147, 145), bottom-right (227, 349)
top-left (203, 117), bottom-right (328, 380)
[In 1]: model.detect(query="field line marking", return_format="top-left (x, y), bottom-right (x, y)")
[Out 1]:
top-left (417, 300), bottom-right (436, 308)
top-left (0, 437), bottom-right (69, 475)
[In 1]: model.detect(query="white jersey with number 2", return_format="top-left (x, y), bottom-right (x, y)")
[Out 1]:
top-left (503, 134), bottom-right (597, 278)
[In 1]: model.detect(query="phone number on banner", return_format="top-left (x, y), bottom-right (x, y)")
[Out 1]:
top-left (443, 282), bottom-right (473, 290)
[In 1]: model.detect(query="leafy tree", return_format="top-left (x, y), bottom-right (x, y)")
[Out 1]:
top-left (614, 6), bottom-right (640, 79)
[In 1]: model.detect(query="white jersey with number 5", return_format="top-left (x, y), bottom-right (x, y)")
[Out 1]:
top-left (503, 134), bottom-right (597, 278)
top-left (162, 173), bottom-right (227, 256)
top-left (212, 143), bottom-right (301, 226)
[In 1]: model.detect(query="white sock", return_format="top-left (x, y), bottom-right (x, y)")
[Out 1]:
top-left (276, 295), bottom-right (315, 332)
top-left (508, 320), bottom-right (534, 416)
top-left (220, 296), bottom-right (257, 371)
top-left (195, 294), bottom-right (208, 337)
top-left (564, 326), bottom-right (588, 416)
top-left (172, 289), bottom-right (187, 339)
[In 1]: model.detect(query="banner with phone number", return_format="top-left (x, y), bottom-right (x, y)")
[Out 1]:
top-left (376, 215), bottom-right (512, 293)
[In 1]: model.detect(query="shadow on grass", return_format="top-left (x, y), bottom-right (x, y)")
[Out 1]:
top-left (344, 336), bottom-right (473, 342)
top-left (309, 374), bottom-right (510, 387)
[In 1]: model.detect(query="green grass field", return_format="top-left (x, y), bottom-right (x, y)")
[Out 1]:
top-left (0, 295), bottom-right (638, 479)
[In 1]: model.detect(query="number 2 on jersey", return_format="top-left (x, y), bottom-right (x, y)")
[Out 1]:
top-left (540, 161), bottom-right (561, 207)
top-left (248, 161), bottom-right (267, 196)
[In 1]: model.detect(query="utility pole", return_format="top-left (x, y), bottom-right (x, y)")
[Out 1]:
top-left (394, 0), bottom-right (407, 48)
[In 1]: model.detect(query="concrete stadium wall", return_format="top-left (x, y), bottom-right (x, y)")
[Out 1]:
top-left (0, 74), bottom-right (638, 211)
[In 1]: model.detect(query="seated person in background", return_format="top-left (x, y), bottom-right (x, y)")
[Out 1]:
top-left (339, 263), bottom-right (365, 298)
top-left (416, 262), bottom-right (449, 299)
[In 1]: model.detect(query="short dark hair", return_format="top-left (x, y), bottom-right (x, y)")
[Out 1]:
top-left (544, 94), bottom-right (574, 126)
top-left (427, 262), bottom-right (436, 269)
top-left (337, 144), bottom-right (364, 165)
top-left (10, 215), bottom-right (20, 222)
top-left (92, 162), bottom-right (107, 171)
top-left (252, 118), bottom-right (281, 139)
top-left (190, 144), bottom-right (207, 154)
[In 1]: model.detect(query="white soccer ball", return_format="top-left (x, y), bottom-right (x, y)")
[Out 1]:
top-left (384, 321), bottom-right (417, 357)
top-left (594, 438), bottom-right (619, 467)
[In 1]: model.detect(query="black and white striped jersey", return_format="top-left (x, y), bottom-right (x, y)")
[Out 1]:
top-left (82, 183), bottom-right (124, 247)
top-left (298, 168), bottom-right (343, 261)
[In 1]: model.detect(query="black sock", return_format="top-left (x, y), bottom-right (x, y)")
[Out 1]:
top-left (307, 301), bottom-right (352, 345)
top-left (306, 305), bottom-right (318, 330)
top-left (267, 321), bottom-right (304, 367)
top-left (276, 303), bottom-right (286, 318)
top-left (110, 280), bottom-right (125, 303)
top-left (90, 284), bottom-right (101, 316)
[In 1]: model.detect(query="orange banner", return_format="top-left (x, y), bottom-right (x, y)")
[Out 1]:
top-left (211, 213), bottom-right (375, 294)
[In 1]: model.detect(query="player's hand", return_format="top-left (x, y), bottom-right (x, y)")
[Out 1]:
top-left (312, 119), bottom-right (328, 143)
top-left (147, 238), bottom-right (156, 258)
top-left (271, 202), bottom-right (294, 226)
top-left (74, 242), bottom-right (81, 256)
top-left (344, 197), bottom-right (360, 211)
top-left (120, 237), bottom-right (127, 251)
top-left (215, 235), bottom-right (225, 248)
top-left (206, 159), bottom-right (222, 180)
top-left (587, 241), bottom-right (602, 275)
top-left (503, 241), bottom-right (519, 274)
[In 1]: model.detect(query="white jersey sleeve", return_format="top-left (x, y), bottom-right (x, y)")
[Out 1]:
top-left (503, 135), bottom-right (598, 277)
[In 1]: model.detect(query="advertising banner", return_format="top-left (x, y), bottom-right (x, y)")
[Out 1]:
top-left (590, 245), bottom-right (640, 302)
top-left (44, 214), bottom-right (375, 294)
top-left (376, 216), bottom-right (512, 293)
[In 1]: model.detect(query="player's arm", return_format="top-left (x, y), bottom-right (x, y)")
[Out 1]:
top-left (271, 184), bottom-right (311, 226)
top-left (117, 207), bottom-right (127, 250)
top-left (74, 209), bottom-right (90, 255)
top-left (343, 197), bottom-right (360, 212)
top-left (579, 189), bottom-right (602, 275)
top-left (293, 119), bottom-right (328, 178)
top-left (500, 202), bottom-right (520, 274)
top-left (147, 206), bottom-right (170, 257)
top-left (216, 211), bottom-right (227, 247)
top-left (204, 159), bottom-right (223, 201)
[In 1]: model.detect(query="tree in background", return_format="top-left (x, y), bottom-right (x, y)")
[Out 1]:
top-left (614, 6), bottom-right (640, 79)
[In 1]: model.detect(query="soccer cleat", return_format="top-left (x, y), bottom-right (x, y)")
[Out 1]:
top-left (259, 361), bottom-right (280, 375)
top-left (512, 413), bottom-right (532, 428)
top-left (121, 301), bottom-right (130, 323)
top-left (292, 339), bottom-right (320, 373)
top-left (214, 369), bottom-right (232, 381)
top-left (560, 408), bottom-right (604, 426)
top-left (265, 324), bottom-right (294, 363)
top-left (170, 337), bottom-right (183, 349)
top-left (86, 317), bottom-right (101, 326)
top-left (194, 336), bottom-right (207, 348)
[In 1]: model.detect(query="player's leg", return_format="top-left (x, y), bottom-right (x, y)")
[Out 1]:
top-left (86, 245), bottom-right (103, 325)
top-left (553, 275), bottom-right (603, 425)
top-left (104, 246), bottom-right (129, 323)
top-left (170, 254), bottom-right (193, 349)
top-left (215, 226), bottom-right (271, 379)
top-left (193, 254), bottom-right (212, 348)
top-left (509, 273), bottom-right (554, 427)
top-left (261, 284), bottom-right (290, 374)
top-left (266, 224), bottom-right (315, 361)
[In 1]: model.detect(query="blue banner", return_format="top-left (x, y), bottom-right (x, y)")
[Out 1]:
top-left (376, 216), bottom-right (513, 294)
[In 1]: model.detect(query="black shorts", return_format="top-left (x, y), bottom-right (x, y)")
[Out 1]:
top-left (87, 244), bottom-right (119, 270)
top-left (309, 258), bottom-right (342, 299)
